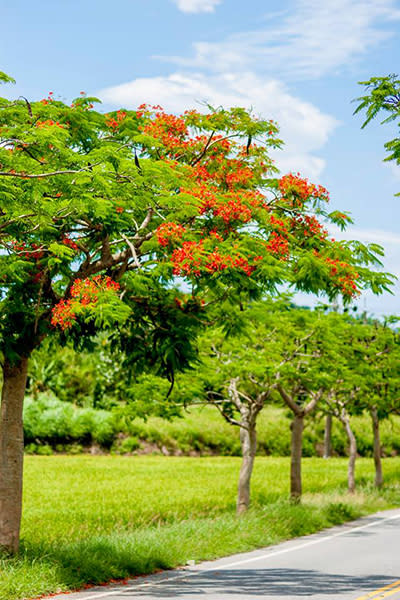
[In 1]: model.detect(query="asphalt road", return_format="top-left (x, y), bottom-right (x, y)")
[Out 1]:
top-left (47, 508), bottom-right (400, 600)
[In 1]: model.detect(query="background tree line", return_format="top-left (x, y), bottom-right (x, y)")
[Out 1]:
top-left (25, 299), bottom-right (400, 510)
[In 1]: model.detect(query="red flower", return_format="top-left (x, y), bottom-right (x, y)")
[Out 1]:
top-left (156, 222), bottom-right (186, 247)
top-left (62, 236), bottom-right (79, 251)
top-left (265, 232), bottom-right (289, 260)
top-left (279, 173), bottom-right (329, 206)
top-left (51, 276), bottom-right (120, 330)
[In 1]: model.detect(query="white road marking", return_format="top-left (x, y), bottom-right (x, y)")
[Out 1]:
top-left (59, 511), bottom-right (400, 600)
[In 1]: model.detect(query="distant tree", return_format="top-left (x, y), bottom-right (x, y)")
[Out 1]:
top-left (185, 305), bottom-right (366, 508)
top-left (346, 316), bottom-right (400, 488)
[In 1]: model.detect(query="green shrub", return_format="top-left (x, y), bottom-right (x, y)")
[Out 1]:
top-left (35, 445), bottom-right (53, 456)
top-left (23, 397), bottom-right (400, 458)
top-left (118, 436), bottom-right (140, 454)
top-left (23, 395), bottom-right (121, 449)
top-left (24, 444), bottom-right (39, 455)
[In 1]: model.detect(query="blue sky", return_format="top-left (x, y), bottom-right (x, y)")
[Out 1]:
top-left (2, 0), bottom-right (400, 315)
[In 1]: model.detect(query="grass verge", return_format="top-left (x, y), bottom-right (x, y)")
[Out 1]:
top-left (1, 456), bottom-right (400, 600)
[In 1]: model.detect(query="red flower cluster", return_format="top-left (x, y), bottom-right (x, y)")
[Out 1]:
top-left (12, 241), bottom-right (44, 259)
top-left (171, 240), bottom-right (261, 277)
top-left (195, 189), bottom-right (253, 224)
top-left (214, 196), bottom-right (252, 224)
top-left (105, 110), bottom-right (127, 129)
top-left (269, 214), bottom-right (288, 232)
top-left (136, 103), bottom-right (163, 118)
top-left (51, 276), bottom-right (120, 330)
top-left (225, 166), bottom-right (254, 188)
top-left (142, 111), bottom-right (188, 150)
top-left (246, 190), bottom-right (269, 210)
top-left (291, 215), bottom-right (328, 240)
top-left (40, 92), bottom-right (54, 105)
top-left (324, 257), bottom-right (360, 298)
top-left (171, 241), bottom-right (203, 276)
top-left (62, 236), bottom-right (79, 251)
top-left (51, 299), bottom-right (76, 330)
top-left (156, 222), bottom-right (186, 247)
top-left (279, 173), bottom-right (329, 206)
top-left (36, 120), bottom-right (64, 129)
top-left (70, 276), bottom-right (120, 302)
top-left (11, 241), bottom-right (45, 283)
top-left (265, 232), bottom-right (289, 259)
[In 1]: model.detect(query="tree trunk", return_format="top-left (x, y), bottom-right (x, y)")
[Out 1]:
top-left (290, 414), bottom-right (304, 502)
top-left (237, 424), bottom-right (257, 514)
top-left (323, 414), bottom-right (332, 458)
top-left (340, 411), bottom-right (357, 494)
top-left (371, 406), bottom-right (383, 488)
top-left (0, 356), bottom-right (29, 553)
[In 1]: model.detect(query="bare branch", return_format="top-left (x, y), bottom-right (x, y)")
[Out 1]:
top-left (122, 234), bottom-right (141, 269)
top-left (0, 213), bottom-right (36, 231)
top-left (0, 169), bottom-right (83, 178)
top-left (190, 131), bottom-right (215, 166)
top-left (136, 208), bottom-right (153, 233)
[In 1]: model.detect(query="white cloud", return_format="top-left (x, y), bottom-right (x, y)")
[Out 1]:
top-left (172, 0), bottom-right (221, 13)
top-left (386, 162), bottom-right (400, 182)
top-left (329, 225), bottom-right (400, 247)
top-left (98, 0), bottom-right (399, 187)
top-left (99, 71), bottom-right (337, 179)
top-left (161, 0), bottom-right (400, 79)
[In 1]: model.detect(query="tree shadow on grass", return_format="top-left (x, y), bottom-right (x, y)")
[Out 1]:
top-left (20, 537), bottom-right (174, 590)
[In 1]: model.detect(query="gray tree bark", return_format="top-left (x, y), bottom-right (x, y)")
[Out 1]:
top-left (340, 409), bottom-right (357, 494)
top-left (226, 378), bottom-right (265, 515)
top-left (276, 384), bottom-right (321, 503)
top-left (371, 406), bottom-right (383, 488)
top-left (0, 356), bottom-right (29, 554)
top-left (290, 414), bottom-right (304, 502)
top-left (237, 424), bottom-right (257, 514)
top-left (323, 414), bottom-right (332, 458)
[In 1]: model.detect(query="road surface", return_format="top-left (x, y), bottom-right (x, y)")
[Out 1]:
top-left (47, 508), bottom-right (400, 600)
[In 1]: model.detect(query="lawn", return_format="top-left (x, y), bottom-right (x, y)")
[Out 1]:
top-left (2, 456), bottom-right (400, 600)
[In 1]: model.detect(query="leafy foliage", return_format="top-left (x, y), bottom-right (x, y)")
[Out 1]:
top-left (354, 74), bottom-right (400, 178)
top-left (0, 82), bottom-right (394, 371)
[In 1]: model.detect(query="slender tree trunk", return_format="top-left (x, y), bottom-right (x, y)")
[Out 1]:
top-left (0, 356), bottom-right (29, 553)
top-left (290, 414), bottom-right (304, 502)
top-left (371, 406), bottom-right (383, 488)
top-left (237, 424), bottom-right (257, 514)
top-left (340, 411), bottom-right (357, 494)
top-left (323, 414), bottom-right (332, 458)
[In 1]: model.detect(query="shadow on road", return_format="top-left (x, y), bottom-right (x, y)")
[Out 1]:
top-left (116, 568), bottom-right (399, 597)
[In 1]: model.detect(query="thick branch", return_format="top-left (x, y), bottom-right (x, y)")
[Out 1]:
top-left (277, 384), bottom-right (302, 416)
top-left (304, 390), bottom-right (322, 415)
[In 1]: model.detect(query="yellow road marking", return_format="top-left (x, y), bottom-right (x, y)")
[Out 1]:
top-left (355, 579), bottom-right (400, 600)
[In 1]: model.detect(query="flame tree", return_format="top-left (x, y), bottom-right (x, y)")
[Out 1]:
top-left (0, 71), bottom-right (393, 552)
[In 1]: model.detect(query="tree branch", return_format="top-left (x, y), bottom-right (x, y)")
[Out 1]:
top-left (122, 234), bottom-right (141, 269)
top-left (276, 383), bottom-right (302, 416)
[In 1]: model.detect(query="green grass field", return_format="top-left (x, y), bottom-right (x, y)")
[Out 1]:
top-left (2, 456), bottom-right (400, 600)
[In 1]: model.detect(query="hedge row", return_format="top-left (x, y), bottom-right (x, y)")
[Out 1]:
top-left (23, 395), bottom-right (400, 457)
